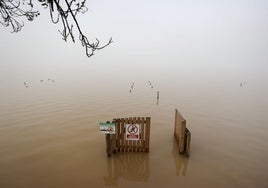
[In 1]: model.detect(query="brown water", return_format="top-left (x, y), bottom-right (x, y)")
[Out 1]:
top-left (1, 72), bottom-right (268, 188)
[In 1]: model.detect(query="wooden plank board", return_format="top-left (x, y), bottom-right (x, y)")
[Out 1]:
top-left (174, 108), bottom-right (191, 157)
top-left (120, 118), bottom-right (125, 152)
top-left (145, 117), bottom-right (150, 152)
top-left (185, 128), bottom-right (191, 157)
top-left (174, 109), bottom-right (186, 153)
top-left (141, 118), bottom-right (144, 152)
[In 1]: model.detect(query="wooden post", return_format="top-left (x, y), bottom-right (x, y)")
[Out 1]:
top-left (145, 117), bottom-right (151, 152)
top-left (185, 128), bottom-right (191, 157)
top-left (106, 134), bottom-right (112, 157)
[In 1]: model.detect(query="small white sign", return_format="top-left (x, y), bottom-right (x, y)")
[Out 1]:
top-left (99, 122), bottom-right (115, 134)
top-left (125, 124), bottom-right (140, 140)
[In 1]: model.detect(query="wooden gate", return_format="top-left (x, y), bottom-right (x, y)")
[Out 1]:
top-left (105, 117), bottom-right (151, 157)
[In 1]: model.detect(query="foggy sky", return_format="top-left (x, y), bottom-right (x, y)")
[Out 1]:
top-left (0, 0), bottom-right (268, 90)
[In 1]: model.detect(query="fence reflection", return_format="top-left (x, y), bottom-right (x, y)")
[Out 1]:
top-left (104, 152), bottom-right (149, 186)
top-left (172, 138), bottom-right (189, 176)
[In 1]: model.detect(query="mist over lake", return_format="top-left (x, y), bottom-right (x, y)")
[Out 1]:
top-left (1, 0), bottom-right (268, 187)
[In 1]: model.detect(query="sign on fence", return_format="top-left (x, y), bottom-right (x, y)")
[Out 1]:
top-left (125, 124), bottom-right (140, 140)
top-left (103, 117), bottom-right (150, 156)
top-left (100, 122), bottom-right (116, 134)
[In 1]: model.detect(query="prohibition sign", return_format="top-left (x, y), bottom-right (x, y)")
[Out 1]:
top-left (126, 124), bottom-right (140, 140)
top-left (107, 126), bottom-right (114, 133)
top-left (127, 124), bottom-right (138, 134)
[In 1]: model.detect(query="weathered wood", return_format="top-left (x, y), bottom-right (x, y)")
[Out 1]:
top-left (105, 116), bottom-right (151, 156)
top-left (145, 117), bottom-right (150, 152)
top-left (174, 108), bottom-right (191, 157)
top-left (106, 134), bottom-right (112, 157)
top-left (185, 128), bottom-right (191, 157)
top-left (141, 117), bottom-right (145, 152)
top-left (120, 118), bottom-right (125, 152)
top-left (174, 109), bottom-right (186, 153)
top-left (111, 134), bottom-right (116, 153)
top-left (115, 119), bottom-right (120, 152)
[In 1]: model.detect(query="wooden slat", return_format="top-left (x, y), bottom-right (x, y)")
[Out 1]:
top-left (124, 118), bottom-right (128, 152)
top-left (185, 128), bottom-right (191, 157)
top-left (145, 117), bottom-right (150, 152)
top-left (126, 118), bottom-right (130, 152)
top-left (133, 117), bottom-right (137, 152)
top-left (174, 109), bottom-right (186, 153)
top-left (115, 119), bottom-right (119, 152)
top-left (179, 120), bottom-right (186, 153)
top-left (131, 119), bottom-right (134, 152)
top-left (141, 117), bottom-right (145, 152)
top-left (121, 118), bottom-right (125, 152)
top-left (137, 117), bottom-right (141, 152)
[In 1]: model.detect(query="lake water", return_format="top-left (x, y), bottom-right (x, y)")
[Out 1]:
top-left (0, 66), bottom-right (268, 188)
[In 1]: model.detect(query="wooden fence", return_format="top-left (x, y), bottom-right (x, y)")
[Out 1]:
top-left (174, 109), bottom-right (191, 157)
top-left (106, 117), bottom-right (151, 157)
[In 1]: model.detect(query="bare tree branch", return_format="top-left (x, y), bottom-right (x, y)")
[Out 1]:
top-left (0, 0), bottom-right (39, 32)
top-left (0, 0), bottom-right (112, 57)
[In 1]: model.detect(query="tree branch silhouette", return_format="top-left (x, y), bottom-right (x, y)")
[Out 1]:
top-left (0, 0), bottom-right (112, 57)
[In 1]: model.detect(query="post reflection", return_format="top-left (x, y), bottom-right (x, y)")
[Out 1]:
top-left (104, 152), bottom-right (150, 186)
top-left (172, 138), bottom-right (190, 176)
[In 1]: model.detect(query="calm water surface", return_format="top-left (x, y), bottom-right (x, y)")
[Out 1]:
top-left (0, 72), bottom-right (268, 188)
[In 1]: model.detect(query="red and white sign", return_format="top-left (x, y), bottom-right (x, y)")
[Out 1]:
top-left (125, 124), bottom-right (140, 140)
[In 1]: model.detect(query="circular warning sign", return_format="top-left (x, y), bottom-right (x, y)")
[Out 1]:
top-left (126, 124), bottom-right (140, 140)
top-left (107, 126), bottom-right (114, 133)
top-left (127, 124), bottom-right (138, 134)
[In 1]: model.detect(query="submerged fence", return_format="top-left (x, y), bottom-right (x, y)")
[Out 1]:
top-left (102, 109), bottom-right (190, 157)
top-left (105, 117), bottom-right (151, 157)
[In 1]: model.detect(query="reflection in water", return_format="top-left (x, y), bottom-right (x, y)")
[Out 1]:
top-left (104, 153), bottom-right (149, 186)
top-left (172, 138), bottom-right (189, 176)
